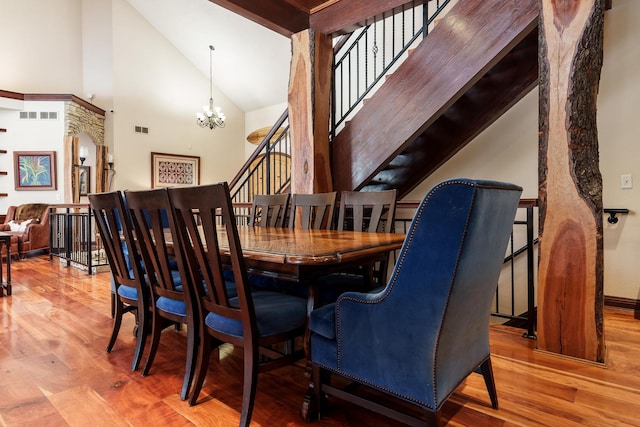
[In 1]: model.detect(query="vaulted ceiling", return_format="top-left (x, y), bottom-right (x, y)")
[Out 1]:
top-left (127, 0), bottom-right (421, 112)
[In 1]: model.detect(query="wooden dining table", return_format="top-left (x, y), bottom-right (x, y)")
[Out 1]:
top-left (215, 225), bottom-right (406, 360)
top-left (220, 226), bottom-right (404, 275)
top-left (168, 224), bottom-right (406, 308)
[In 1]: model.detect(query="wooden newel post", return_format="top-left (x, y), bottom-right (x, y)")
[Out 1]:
top-left (538, 0), bottom-right (605, 362)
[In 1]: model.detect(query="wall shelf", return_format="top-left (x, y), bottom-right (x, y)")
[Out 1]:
top-left (1, 129), bottom-right (7, 197)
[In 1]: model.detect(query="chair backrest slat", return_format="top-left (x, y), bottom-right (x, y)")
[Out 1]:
top-left (125, 188), bottom-right (184, 301)
top-left (250, 193), bottom-right (289, 227)
top-left (89, 191), bottom-right (145, 295)
top-left (169, 183), bottom-right (253, 328)
top-left (288, 192), bottom-right (337, 230)
top-left (337, 190), bottom-right (397, 233)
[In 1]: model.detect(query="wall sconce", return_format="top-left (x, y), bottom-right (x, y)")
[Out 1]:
top-left (106, 154), bottom-right (114, 171)
top-left (105, 154), bottom-right (116, 191)
top-left (79, 146), bottom-right (88, 166)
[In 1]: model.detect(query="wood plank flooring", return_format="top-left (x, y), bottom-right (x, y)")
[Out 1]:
top-left (1, 255), bottom-right (640, 426)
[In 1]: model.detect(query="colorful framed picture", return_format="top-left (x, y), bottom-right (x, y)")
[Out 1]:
top-left (151, 152), bottom-right (200, 189)
top-left (14, 151), bottom-right (57, 191)
top-left (79, 165), bottom-right (90, 196)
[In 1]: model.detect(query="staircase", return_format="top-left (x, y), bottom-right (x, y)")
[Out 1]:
top-left (231, 0), bottom-right (539, 201)
top-left (330, 0), bottom-right (539, 198)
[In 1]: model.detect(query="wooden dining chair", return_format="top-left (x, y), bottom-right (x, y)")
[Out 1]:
top-left (89, 191), bottom-right (150, 371)
top-left (335, 189), bottom-right (397, 286)
top-left (307, 179), bottom-right (522, 425)
top-left (168, 182), bottom-right (307, 427)
top-left (288, 192), bottom-right (337, 230)
top-left (249, 193), bottom-right (289, 227)
top-left (124, 188), bottom-right (198, 401)
top-left (336, 189), bottom-right (397, 233)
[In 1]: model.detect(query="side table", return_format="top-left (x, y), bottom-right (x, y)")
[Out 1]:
top-left (0, 232), bottom-right (12, 296)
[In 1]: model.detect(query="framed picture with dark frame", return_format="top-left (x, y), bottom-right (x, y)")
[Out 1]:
top-left (79, 165), bottom-right (90, 196)
top-left (151, 152), bottom-right (200, 188)
top-left (14, 151), bottom-right (57, 191)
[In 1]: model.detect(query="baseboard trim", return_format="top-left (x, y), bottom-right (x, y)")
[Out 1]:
top-left (604, 295), bottom-right (640, 312)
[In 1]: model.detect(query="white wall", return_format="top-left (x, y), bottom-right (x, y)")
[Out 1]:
top-left (0, 101), bottom-right (67, 212)
top-left (110, 0), bottom-right (245, 191)
top-left (81, 0), bottom-right (115, 150)
top-left (406, 0), bottom-right (640, 300)
top-left (244, 102), bottom-right (288, 157)
top-left (598, 0), bottom-right (640, 301)
top-left (0, 0), bottom-right (247, 199)
top-left (0, 0), bottom-right (84, 95)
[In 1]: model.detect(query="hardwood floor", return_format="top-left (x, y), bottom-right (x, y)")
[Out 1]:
top-left (1, 255), bottom-right (640, 426)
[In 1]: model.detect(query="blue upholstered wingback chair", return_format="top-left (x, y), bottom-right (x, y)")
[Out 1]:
top-left (308, 179), bottom-right (522, 425)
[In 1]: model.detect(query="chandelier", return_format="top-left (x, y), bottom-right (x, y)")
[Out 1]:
top-left (196, 45), bottom-right (226, 129)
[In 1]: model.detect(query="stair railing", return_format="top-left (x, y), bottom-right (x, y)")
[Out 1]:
top-left (394, 199), bottom-right (539, 338)
top-left (230, 0), bottom-right (453, 201)
top-left (332, 0), bottom-right (452, 136)
top-left (229, 110), bottom-right (291, 210)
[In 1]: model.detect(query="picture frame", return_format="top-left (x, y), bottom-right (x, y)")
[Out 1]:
top-left (14, 151), bottom-right (57, 191)
top-left (151, 152), bottom-right (200, 189)
top-left (79, 165), bottom-right (90, 196)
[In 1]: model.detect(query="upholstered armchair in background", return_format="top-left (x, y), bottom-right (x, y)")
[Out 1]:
top-left (307, 178), bottom-right (522, 426)
top-left (1, 203), bottom-right (50, 258)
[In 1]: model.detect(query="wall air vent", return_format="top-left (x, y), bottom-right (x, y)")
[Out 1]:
top-left (134, 125), bottom-right (149, 134)
top-left (40, 112), bottom-right (58, 120)
top-left (19, 111), bottom-right (58, 120)
top-left (19, 111), bottom-right (38, 119)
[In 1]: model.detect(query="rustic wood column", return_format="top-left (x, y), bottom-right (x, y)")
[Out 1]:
top-left (288, 29), bottom-right (333, 194)
top-left (63, 135), bottom-right (79, 203)
top-left (96, 145), bottom-right (109, 193)
top-left (538, 0), bottom-right (605, 362)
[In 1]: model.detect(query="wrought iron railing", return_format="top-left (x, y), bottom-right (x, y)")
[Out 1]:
top-left (393, 199), bottom-right (538, 338)
top-left (332, 0), bottom-right (452, 135)
top-left (229, 110), bottom-right (291, 217)
top-left (229, 1), bottom-right (454, 201)
top-left (49, 204), bottom-right (108, 274)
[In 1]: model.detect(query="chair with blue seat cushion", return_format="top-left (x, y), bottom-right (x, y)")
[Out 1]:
top-left (124, 188), bottom-right (199, 400)
top-left (89, 191), bottom-right (150, 371)
top-left (307, 178), bottom-right (522, 426)
top-left (168, 182), bottom-right (306, 427)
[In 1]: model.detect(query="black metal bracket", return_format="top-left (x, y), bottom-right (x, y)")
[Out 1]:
top-left (604, 208), bottom-right (629, 224)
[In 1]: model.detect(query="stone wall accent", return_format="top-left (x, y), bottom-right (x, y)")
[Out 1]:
top-left (65, 101), bottom-right (105, 146)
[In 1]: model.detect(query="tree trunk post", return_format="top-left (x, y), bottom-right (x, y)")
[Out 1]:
top-left (538, 0), bottom-right (605, 362)
top-left (288, 29), bottom-right (333, 194)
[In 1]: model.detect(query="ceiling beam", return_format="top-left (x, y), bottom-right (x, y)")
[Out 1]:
top-left (310, 0), bottom-right (425, 35)
top-left (208, 0), bottom-right (309, 37)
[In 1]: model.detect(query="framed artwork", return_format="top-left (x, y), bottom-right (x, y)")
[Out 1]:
top-left (151, 152), bottom-right (200, 188)
top-left (14, 151), bottom-right (57, 191)
top-left (79, 165), bottom-right (90, 196)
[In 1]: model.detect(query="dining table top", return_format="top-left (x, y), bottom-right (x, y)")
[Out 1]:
top-left (215, 226), bottom-right (406, 266)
